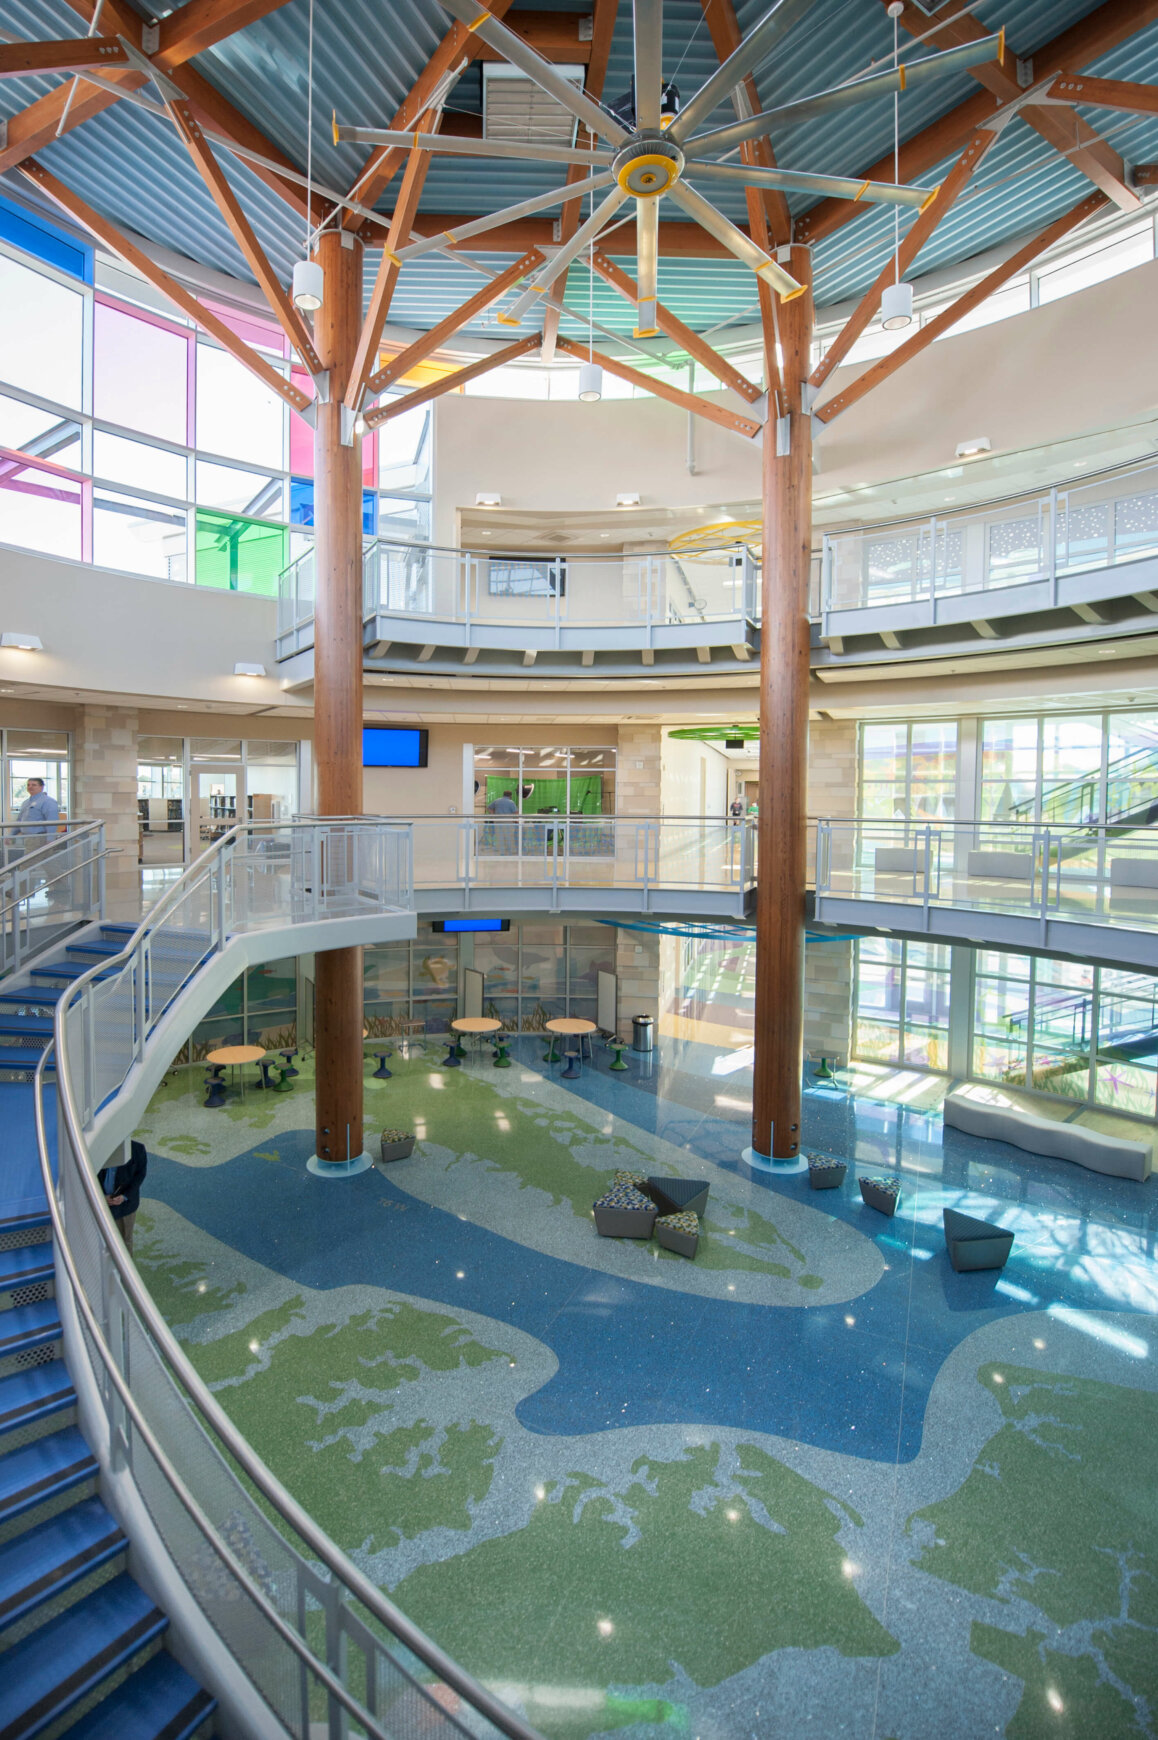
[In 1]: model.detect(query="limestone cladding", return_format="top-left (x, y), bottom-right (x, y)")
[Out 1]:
top-left (803, 938), bottom-right (853, 1065)
top-left (74, 704), bottom-right (139, 918)
top-left (616, 725), bottom-right (662, 816)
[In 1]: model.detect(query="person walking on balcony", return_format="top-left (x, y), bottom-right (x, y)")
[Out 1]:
top-left (488, 788), bottom-right (518, 855)
top-left (99, 1140), bottom-right (149, 1253)
top-left (16, 777), bottom-right (60, 843)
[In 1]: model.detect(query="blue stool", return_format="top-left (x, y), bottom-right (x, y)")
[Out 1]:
top-left (561, 1048), bottom-right (581, 1080)
top-left (279, 1048), bottom-right (299, 1078)
top-left (442, 1040), bottom-right (462, 1069)
top-left (256, 1059), bottom-right (278, 1090)
top-left (371, 1051), bottom-right (393, 1079)
top-left (203, 1074), bottom-right (226, 1109)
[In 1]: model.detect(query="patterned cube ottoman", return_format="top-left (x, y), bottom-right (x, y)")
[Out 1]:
top-left (808, 1157), bottom-right (847, 1190)
top-left (859, 1175), bottom-right (902, 1216)
top-left (594, 1183), bottom-right (657, 1239)
top-left (655, 1211), bottom-right (700, 1258)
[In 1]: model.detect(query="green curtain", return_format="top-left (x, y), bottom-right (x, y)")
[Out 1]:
top-left (195, 510), bottom-right (287, 595)
top-left (486, 774), bottom-right (604, 814)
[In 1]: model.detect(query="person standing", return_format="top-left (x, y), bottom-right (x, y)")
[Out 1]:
top-left (99, 1139), bottom-right (148, 1253)
top-left (16, 777), bottom-right (60, 842)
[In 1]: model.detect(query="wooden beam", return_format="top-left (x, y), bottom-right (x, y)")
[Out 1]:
top-left (1045, 72), bottom-right (1158, 119)
top-left (0, 68), bottom-right (141, 174)
top-left (345, 143), bottom-right (433, 408)
top-left (166, 60), bottom-right (322, 225)
top-left (697, 0), bottom-right (791, 249)
top-left (407, 214), bottom-right (757, 256)
top-left (814, 192), bottom-right (1106, 425)
top-left (155, 0), bottom-right (296, 64)
top-left (542, 0), bottom-right (618, 362)
top-left (166, 98), bottom-right (324, 375)
top-left (0, 38), bottom-right (127, 77)
top-left (883, 1), bottom-right (1138, 214)
top-left (590, 250), bottom-right (763, 403)
top-left (471, 12), bottom-right (594, 61)
top-left (363, 337), bottom-right (541, 427)
top-left (797, 0), bottom-right (1158, 245)
top-left (1134, 163), bottom-right (1158, 185)
top-left (555, 337), bottom-right (763, 437)
top-left (341, 0), bottom-right (516, 227)
top-left (367, 249), bottom-right (545, 393)
top-left (810, 128), bottom-right (997, 391)
top-left (18, 159), bottom-right (314, 417)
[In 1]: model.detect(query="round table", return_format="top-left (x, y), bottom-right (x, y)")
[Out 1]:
top-left (205, 1044), bottom-right (268, 1096)
top-left (450, 1016), bottom-right (503, 1063)
top-left (544, 1017), bottom-right (597, 1066)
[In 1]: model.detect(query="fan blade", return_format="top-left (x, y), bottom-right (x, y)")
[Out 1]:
top-left (436, 0), bottom-right (630, 145)
top-left (682, 32), bottom-right (1005, 155)
top-left (688, 161), bottom-right (933, 208)
top-left (668, 182), bottom-right (803, 299)
top-left (633, 0), bottom-right (664, 130)
top-left (669, 0), bottom-right (817, 142)
top-left (397, 173), bottom-right (615, 262)
top-left (500, 184), bottom-right (629, 325)
top-left (335, 123), bottom-right (613, 166)
top-left (636, 199), bottom-right (659, 332)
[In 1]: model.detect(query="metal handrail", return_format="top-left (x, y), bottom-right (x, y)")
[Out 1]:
top-left (31, 1050), bottom-right (482, 1740)
top-left (39, 818), bottom-right (542, 1740)
top-left (0, 846), bottom-right (115, 921)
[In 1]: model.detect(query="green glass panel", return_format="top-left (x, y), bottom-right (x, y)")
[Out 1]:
top-left (195, 508), bottom-right (287, 594)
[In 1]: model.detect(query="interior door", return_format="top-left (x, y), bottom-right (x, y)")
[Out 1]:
top-left (189, 767), bottom-right (240, 857)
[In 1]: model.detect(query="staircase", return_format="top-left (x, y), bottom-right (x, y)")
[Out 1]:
top-left (1007, 743), bottom-right (1158, 832)
top-left (0, 923), bottom-right (218, 1740)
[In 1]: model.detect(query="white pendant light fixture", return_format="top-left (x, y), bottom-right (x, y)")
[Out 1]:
top-left (293, 0), bottom-right (323, 313)
top-left (579, 139), bottom-right (602, 402)
top-left (882, 1), bottom-right (913, 333)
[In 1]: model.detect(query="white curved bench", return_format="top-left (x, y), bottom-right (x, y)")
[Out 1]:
top-left (944, 1090), bottom-right (1152, 1182)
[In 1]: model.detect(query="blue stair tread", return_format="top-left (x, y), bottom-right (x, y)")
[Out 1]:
top-left (0, 988), bottom-right (65, 1007)
top-left (0, 1296), bottom-right (60, 1357)
top-left (0, 1495), bottom-right (123, 1629)
top-left (0, 1572), bottom-right (166, 1738)
top-left (0, 1242), bottom-right (54, 1290)
top-left (67, 942), bottom-right (123, 957)
top-left (0, 1362), bottom-right (75, 1437)
top-left (60, 1651), bottom-right (215, 1740)
top-left (0, 1427), bottom-right (95, 1524)
top-left (32, 965), bottom-right (106, 982)
top-left (99, 924), bottom-right (138, 937)
top-left (0, 1015), bottom-right (55, 1037)
top-left (0, 1210), bottom-right (50, 1233)
top-left (0, 1047), bottom-right (51, 1068)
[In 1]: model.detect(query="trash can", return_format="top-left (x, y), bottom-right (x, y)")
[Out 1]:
top-left (632, 1014), bottom-right (654, 1054)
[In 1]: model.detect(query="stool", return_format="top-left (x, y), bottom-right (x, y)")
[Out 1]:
top-left (561, 1047), bottom-right (581, 1080)
top-left (279, 1048), bottom-right (299, 1078)
top-left (256, 1059), bottom-right (278, 1091)
top-left (543, 1036), bottom-right (560, 1064)
top-left (203, 1076), bottom-right (226, 1109)
top-left (272, 1066), bottom-right (295, 1094)
top-left (607, 1038), bottom-right (628, 1072)
top-left (813, 1057), bottom-right (834, 1082)
top-left (371, 1051), bottom-right (393, 1079)
top-left (442, 1040), bottom-right (462, 1069)
top-left (492, 1034), bottom-right (511, 1068)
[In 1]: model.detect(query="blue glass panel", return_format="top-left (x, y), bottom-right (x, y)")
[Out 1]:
top-left (290, 478), bottom-right (376, 535)
top-left (0, 192), bottom-right (92, 283)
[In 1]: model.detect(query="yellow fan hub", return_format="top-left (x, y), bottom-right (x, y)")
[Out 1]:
top-left (613, 138), bottom-right (685, 199)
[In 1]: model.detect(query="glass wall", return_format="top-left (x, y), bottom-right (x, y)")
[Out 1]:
top-left (853, 940), bottom-right (1158, 1121)
top-left (979, 709), bottom-right (1158, 824)
top-left (3, 728), bottom-right (71, 824)
top-left (134, 737), bottom-right (300, 865)
top-left (859, 722), bottom-right (957, 820)
top-left (0, 193), bottom-right (432, 588)
top-left (189, 957), bottom-right (298, 1057)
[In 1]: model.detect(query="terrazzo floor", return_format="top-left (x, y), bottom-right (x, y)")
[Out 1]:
top-left (130, 1035), bottom-right (1158, 1740)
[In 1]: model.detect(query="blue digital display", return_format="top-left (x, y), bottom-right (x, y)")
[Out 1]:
top-left (433, 918), bottom-right (509, 934)
top-left (362, 728), bottom-right (427, 768)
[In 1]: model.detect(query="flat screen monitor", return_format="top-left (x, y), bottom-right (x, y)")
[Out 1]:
top-left (362, 727), bottom-right (428, 768)
top-left (432, 918), bottom-right (510, 934)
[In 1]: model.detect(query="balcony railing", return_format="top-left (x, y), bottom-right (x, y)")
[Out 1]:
top-left (814, 818), bottom-right (1158, 939)
top-left (1, 820), bottom-right (108, 975)
top-left (820, 453), bottom-right (1158, 632)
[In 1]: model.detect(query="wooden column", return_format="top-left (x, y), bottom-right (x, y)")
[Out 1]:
top-left (313, 229), bottom-right (366, 1165)
top-left (752, 245), bottom-right (813, 1161)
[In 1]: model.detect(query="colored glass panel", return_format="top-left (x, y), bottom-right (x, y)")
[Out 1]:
top-left (94, 300), bottom-right (189, 444)
top-left (195, 509), bottom-right (286, 594)
top-left (0, 255), bottom-right (84, 408)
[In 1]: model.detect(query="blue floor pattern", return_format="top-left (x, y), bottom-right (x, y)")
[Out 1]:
top-left (142, 1037), bottom-right (1158, 1465)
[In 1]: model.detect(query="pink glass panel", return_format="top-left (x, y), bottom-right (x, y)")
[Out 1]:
top-left (0, 448), bottom-right (83, 559)
top-left (289, 369), bottom-right (315, 478)
top-left (94, 299), bottom-right (189, 444)
top-left (201, 298), bottom-right (287, 357)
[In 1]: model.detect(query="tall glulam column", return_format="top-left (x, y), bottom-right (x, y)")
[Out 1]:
top-left (313, 229), bottom-right (365, 1165)
top-left (752, 244), bottom-right (814, 1162)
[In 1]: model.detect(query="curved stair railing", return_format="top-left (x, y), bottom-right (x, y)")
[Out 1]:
top-left (1, 819), bottom-right (109, 976)
top-left (32, 818), bottom-right (544, 1740)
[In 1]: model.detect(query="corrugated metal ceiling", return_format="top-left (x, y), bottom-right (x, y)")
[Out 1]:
top-left (1, 0), bottom-right (1156, 342)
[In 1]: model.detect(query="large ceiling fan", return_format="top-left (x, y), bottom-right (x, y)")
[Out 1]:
top-left (336, 0), bottom-right (1004, 332)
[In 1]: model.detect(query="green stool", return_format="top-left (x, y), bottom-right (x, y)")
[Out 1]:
top-left (272, 1066), bottom-right (295, 1094)
top-left (608, 1038), bottom-right (629, 1072)
top-left (543, 1036), bottom-right (560, 1064)
top-left (492, 1034), bottom-right (511, 1068)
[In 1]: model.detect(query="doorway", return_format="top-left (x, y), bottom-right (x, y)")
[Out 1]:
top-left (190, 767), bottom-right (239, 855)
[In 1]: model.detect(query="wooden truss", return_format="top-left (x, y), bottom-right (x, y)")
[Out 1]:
top-left (554, 339), bottom-right (763, 438)
top-left (363, 337), bottom-right (542, 428)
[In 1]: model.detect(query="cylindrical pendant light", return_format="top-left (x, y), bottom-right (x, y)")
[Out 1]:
top-left (293, 258), bottom-right (324, 311)
top-left (578, 360), bottom-right (603, 402)
top-left (881, 279), bottom-right (913, 331)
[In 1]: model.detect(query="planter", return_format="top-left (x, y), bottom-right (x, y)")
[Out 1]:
top-left (380, 1133), bottom-right (416, 1164)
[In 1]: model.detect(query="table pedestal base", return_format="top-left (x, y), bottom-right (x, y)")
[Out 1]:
top-left (742, 1145), bottom-right (810, 1176)
top-left (307, 1152), bottom-right (374, 1178)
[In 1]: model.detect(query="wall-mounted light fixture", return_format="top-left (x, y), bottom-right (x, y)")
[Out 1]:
top-left (475, 492), bottom-right (502, 508)
top-left (955, 437), bottom-right (991, 458)
top-left (1, 633), bottom-right (43, 650)
top-left (616, 492), bottom-right (641, 508)
top-left (234, 662), bottom-right (267, 677)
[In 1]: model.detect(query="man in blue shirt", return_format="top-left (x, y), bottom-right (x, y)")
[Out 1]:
top-left (17, 777), bottom-right (60, 840)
